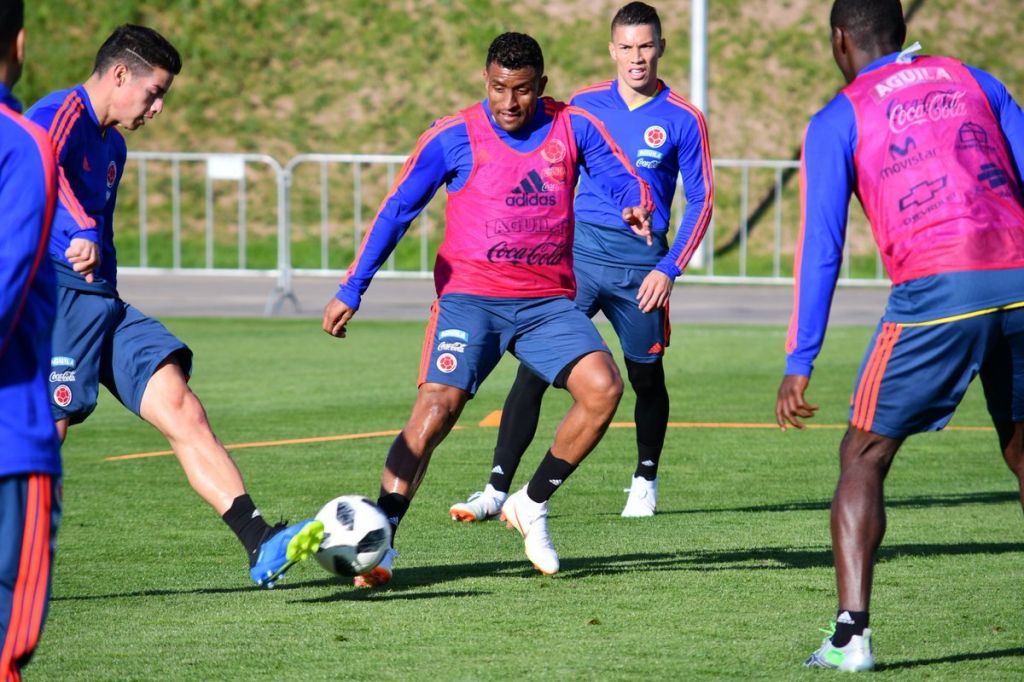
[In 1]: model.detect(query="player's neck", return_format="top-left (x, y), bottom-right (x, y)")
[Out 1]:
top-left (82, 75), bottom-right (114, 131)
top-left (617, 79), bottom-right (660, 110)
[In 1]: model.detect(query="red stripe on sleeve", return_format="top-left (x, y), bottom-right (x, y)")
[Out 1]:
top-left (666, 93), bottom-right (714, 270)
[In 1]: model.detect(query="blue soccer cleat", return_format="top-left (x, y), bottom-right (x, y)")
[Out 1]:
top-left (250, 518), bottom-right (325, 588)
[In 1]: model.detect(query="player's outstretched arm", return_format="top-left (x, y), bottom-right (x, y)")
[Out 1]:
top-left (64, 237), bottom-right (100, 283)
top-left (775, 374), bottom-right (818, 431)
top-left (636, 269), bottom-right (673, 313)
top-left (322, 298), bottom-right (356, 338)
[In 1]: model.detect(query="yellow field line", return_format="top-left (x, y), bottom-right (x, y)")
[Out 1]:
top-left (102, 417), bottom-right (993, 462)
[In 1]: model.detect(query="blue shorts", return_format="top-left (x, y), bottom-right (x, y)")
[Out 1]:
top-left (574, 262), bottom-right (669, 364)
top-left (0, 474), bottom-right (61, 677)
top-left (420, 294), bottom-right (609, 395)
top-left (49, 287), bottom-right (192, 424)
top-left (849, 307), bottom-right (1024, 438)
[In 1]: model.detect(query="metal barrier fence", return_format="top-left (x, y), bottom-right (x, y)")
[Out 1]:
top-left (115, 152), bottom-right (887, 314)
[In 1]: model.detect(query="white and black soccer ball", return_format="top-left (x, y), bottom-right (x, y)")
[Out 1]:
top-left (314, 495), bottom-right (392, 577)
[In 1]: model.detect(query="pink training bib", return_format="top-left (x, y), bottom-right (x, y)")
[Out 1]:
top-left (435, 99), bottom-right (580, 298)
top-left (844, 56), bottom-right (1024, 285)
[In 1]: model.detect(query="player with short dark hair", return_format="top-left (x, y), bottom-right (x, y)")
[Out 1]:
top-left (27, 24), bottom-right (323, 589)
top-left (0, 1), bottom-right (62, 676)
top-left (776, 0), bottom-right (1024, 670)
top-left (449, 2), bottom-right (712, 522)
top-left (323, 31), bottom-right (654, 585)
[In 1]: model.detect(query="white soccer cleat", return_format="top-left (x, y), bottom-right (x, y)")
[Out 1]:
top-left (500, 487), bottom-right (559, 575)
top-left (804, 628), bottom-right (874, 672)
top-left (449, 484), bottom-right (507, 522)
top-left (353, 547), bottom-right (397, 588)
top-left (621, 476), bottom-right (657, 517)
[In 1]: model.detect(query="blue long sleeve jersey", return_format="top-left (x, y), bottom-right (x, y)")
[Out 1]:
top-left (786, 53), bottom-right (1024, 377)
top-left (27, 85), bottom-right (126, 296)
top-left (570, 80), bottom-right (713, 277)
top-left (0, 85), bottom-right (61, 477)
top-left (337, 99), bottom-right (650, 310)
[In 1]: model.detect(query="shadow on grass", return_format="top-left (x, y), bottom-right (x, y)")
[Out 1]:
top-left (52, 540), bottom-right (1023, 602)
top-left (878, 646), bottom-right (1024, 671)
top-left (292, 540), bottom-right (1023, 592)
top-left (653, 490), bottom-right (1020, 516)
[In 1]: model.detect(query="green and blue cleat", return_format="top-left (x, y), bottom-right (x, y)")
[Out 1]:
top-left (250, 518), bottom-right (324, 588)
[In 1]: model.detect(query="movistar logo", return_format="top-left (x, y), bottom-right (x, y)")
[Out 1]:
top-left (507, 170), bottom-right (557, 207)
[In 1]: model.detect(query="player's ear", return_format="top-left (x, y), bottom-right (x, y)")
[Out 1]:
top-left (113, 63), bottom-right (129, 87)
top-left (537, 74), bottom-right (547, 97)
top-left (14, 28), bottom-right (25, 66)
top-left (607, 41), bottom-right (615, 61)
top-left (657, 37), bottom-right (666, 57)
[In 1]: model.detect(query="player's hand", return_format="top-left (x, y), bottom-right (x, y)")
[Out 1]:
top-left (65, 238), bottom-right (100, 283)
top-left (636, 270), bottom-right (673, 313)
top-left (322, 297), bottom-right (356, 338)
top-left (775, 374), bottom-right (818, 431)
top-left (622, 206), bottom-right (652, 246)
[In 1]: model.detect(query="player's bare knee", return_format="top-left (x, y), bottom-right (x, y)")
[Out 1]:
top-left (839, 427), bottom-right (901, 475)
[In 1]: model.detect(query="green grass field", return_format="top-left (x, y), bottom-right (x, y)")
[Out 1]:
top-left (33, 319), bottom-right (1024, 680)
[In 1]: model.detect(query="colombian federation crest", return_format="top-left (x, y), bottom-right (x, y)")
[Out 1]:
top-left (106, 160), bottom-right (117, 188)
top-left (436, 353), bottom-right (457, 374)
top-left (53, 384), bottom-right (73, 408)
top-left (644, 125), bottom-right (667, 148)
top-left (540, 138), bottom-right (566, 164)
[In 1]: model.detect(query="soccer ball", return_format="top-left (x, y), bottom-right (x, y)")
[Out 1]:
top-left (314, 495), bottom-right (392, 577)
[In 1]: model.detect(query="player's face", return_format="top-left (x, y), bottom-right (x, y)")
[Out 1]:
top-left (609, 23), bottom-right (664, 96)
top-left (112, 65), bottom-right (175, 131)
top-left (483, 64), bottom-right (547, 133)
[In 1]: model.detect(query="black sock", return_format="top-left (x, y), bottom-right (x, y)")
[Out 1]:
top-left (831, 610), bottom-right (869, 648)
top-left (525, 451), bottom-right (578, 503)
top-left (222, 494), bottom-right (273, 567)
top-left (626, 358), bottom-right (669, 481)
top-left (377, 492), bottom-right (410, 543)
top-left (635, 443), bottom-right (662, 480)
top-left (489, 364), bottom-right (548, 493)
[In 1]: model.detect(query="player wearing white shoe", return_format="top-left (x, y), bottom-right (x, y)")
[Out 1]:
top-left (450, 2), bottom-right (712, 522)
top-left (323, 32), bottom-right (653, 584)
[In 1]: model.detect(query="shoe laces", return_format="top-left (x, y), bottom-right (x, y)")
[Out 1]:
top-left (819, 621), bottom-right (837, 637)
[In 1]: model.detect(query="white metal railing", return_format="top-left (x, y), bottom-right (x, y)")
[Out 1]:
top-left (114, 152), bottom-right (888, 315)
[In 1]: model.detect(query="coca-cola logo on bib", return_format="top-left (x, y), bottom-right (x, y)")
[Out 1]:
top-left (486, 241), bottom-right (566, 266)
top-left (886, 90), bottom-right (967, 134)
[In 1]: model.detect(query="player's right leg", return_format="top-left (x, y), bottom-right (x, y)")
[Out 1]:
top-left (450, 363), bottom-right (548, 522)
top-left (358, 294), bottom-right (500, 587)
top-left (979, 307), bottom-right (1024, 511)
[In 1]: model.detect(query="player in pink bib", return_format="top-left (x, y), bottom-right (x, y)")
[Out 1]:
top-left (322, 33), bottom-right (653, 585)
top-left (776, 0), bottom-right (1024, 671)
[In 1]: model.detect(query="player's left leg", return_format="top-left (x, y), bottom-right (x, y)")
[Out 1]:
top-left (0, 474), bottom-right (60, 680)
top-left (597, 265), bottom-right (671, 516)
top-left (109, 303), bottom-right (321, 587)
top-left (501, 298), bottom-right (622, 574)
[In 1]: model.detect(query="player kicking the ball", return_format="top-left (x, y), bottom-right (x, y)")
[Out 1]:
top-left (323, 32), bottom-right (653, 585)
top-left (27, 25), bottom-right (322, 589)
top-left (450, 1), bottom-right (712, 523)
top-left (776, 0), bottom-right (1024, 670)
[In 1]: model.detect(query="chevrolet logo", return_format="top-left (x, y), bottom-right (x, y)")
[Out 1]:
top-left (898, 176), bottom-right (947, 211)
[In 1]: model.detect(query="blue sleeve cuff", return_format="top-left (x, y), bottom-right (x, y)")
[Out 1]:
top-left (655, 261), bottom-right (680, 280)
top-left (336, 285), bottom-right (361, 311)
top-left (69, 229), bottom-right (99, 243)
top-left (784, 357), bottom-right (813, 377)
